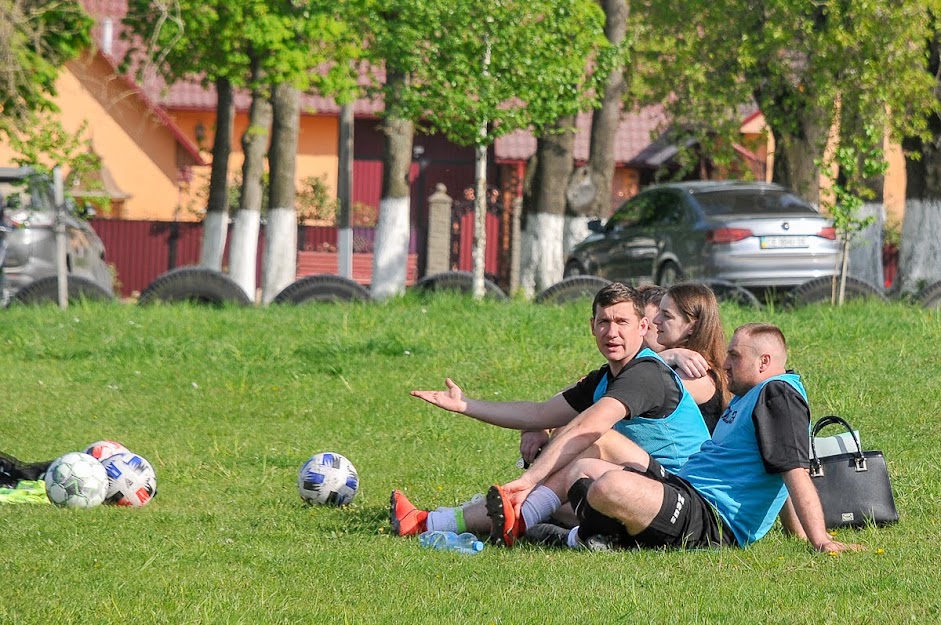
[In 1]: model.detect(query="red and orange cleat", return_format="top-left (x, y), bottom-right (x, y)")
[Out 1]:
top-left (389, 489), bottom-right (428, 537)
top-left (486, 484), bottom-right (525, 547)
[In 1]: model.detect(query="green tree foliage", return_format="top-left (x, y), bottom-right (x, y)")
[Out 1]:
top-left (391, 1), bottom-right (609, 147)
top-left (634, 0), bottom-right (936, 199)
top-left (123, 0), bottom-right (362, 106)
top-left (0, 0), bottom-right (92, 137)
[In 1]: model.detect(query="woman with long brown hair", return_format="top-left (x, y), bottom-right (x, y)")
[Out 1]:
top-left (652, 282), bottom-right (730, 433)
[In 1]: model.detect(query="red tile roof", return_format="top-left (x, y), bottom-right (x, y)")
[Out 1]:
top-left (495, 107), bottom-right (668, 164)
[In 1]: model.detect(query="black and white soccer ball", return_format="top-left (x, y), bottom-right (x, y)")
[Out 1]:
top-left (101, 451), bottom-right (157, 507)
top-left (298, 452), bottom-right (359, 506)
top-left (84, 440), bottom-right (130, 461)
top-left (44, 452), bottom-right (109, 508)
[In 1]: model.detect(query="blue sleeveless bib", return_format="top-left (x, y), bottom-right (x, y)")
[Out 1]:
top-left (594, 348), bottom-right (709, 472)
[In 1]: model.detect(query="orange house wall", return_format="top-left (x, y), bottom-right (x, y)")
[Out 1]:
top-left (169, 110), bottom-right (341, 220)
top-left (0, 53), bottom-right (196, 221)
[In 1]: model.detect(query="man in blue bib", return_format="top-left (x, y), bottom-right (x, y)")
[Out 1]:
top-left (391, 283), bottom-right (709, 545)
top-left (517, 322), bottom-right (862, 553)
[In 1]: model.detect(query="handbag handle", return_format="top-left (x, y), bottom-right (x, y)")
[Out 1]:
top-left (810, 415), bottom-right (866, 473)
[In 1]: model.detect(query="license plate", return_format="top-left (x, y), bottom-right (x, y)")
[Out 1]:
top-left (760, 236), bottom-right (808, 249)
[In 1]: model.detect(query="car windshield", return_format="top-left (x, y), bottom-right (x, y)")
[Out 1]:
top-left (693, 189), bottom-right (817, 216)
top-left (0, 175), bottom-right (57, 213)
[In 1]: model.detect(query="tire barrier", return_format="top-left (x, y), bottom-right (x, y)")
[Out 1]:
top-left (413, 271), bottom-right (508, 300)
top-left (785, 276), bottom-right (886, 308)
top-left (9, 275), bottom-right (115, 306)
top-left (701, 279), bottom-right (762, 309)
top-left (272, 274), bottom-right (371, 304)
top-left (138, 267), bottom-right (252, 307)
top-left (915, 279), bottom-right (941, 310)
top-left (533, 275), bottom-right (612, 305)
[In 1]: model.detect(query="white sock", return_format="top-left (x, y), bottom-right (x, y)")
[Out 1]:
top-left (521, 485), bottom-right (562, 529)
top-left (566, 526), bottom-right (581, 549)
top-left (426, 507), bottom-right (459, 533)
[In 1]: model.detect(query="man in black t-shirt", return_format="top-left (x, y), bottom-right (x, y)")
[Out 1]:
top-left (391, 282), bottom-right (708, 545)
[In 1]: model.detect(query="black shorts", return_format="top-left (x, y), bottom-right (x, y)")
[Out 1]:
top-left (628, 457), bottom-right (737, 549)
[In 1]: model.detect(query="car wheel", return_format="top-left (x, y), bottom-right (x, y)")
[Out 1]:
top-left (563, 261), bottom-right (588, 279)
top-left (272, 274), bottom-right (370, 304)
top-left (785, 276), bottom-right (886, 308)
top-left (656, 261), bottom-right (683, 287)
top-left (9, 275), bottom-right (116, 306)
top-left (534, 276), bottom-right (612, 305)
top-left (701, 279), bottom-right (762, 309)
top-left (138, 267), bottom-right (253, 306)
top-left (412, 271), bottom-right (507, 300)
top-left (915, 279), bottom-right (941, 309)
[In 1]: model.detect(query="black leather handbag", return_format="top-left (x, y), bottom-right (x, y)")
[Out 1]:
top-left (809, 416), bottom-right (899, 529)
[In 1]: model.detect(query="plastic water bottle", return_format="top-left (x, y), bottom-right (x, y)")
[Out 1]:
top-left (418, 530), bottom-right (484, 554)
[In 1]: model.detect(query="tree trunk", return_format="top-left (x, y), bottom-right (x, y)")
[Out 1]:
top-left (337, 103), bottom-right (354, 279)
top-left (472, 141), bottom-right (487, 299)
top-left (519, 115), bottom-right (576, 297)
top-left (200, 76), bottom-right (234, 271)
top-left (262, 81), bottom-right (301, 304)
top-left (229, 63), bottom-right (271, 301)
top-left (770, 117), bottom-right (828, 204)
top-left (585, 0), bottom-right (628, 220)
top-left (372, 70), bottom-right (414, 301)
top-left (898, 35), bottom-right (941, 295)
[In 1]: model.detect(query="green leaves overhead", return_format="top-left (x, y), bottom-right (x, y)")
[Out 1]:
top-left (632, 0), bottom-right (938, 187)
top-left (0, 0), bottom-right (92, 138)
top-left (122, 0), bottom-right (363, 98)
top-left (359, 0), bottom-right (608, 147)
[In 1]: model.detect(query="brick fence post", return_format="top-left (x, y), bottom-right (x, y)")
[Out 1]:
top-left (426, 183), bottom-right (452, 276)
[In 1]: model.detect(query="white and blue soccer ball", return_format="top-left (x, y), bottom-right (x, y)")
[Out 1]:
top-left (101, 451), bottom-right (157, 507)
top-left (44, 452), bottom-right (109, 508)
top-left (298, 452), bottom-right (359, 506)
top-left (84, 440), bottom-right (130, 461)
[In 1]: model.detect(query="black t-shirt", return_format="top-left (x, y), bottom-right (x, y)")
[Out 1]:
top-left (752, 380), bottom-right (811, 473)
top-left (561, 358), bottom-right (681, 420)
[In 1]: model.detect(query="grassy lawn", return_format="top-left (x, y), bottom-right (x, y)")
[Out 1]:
top-left (1, 294), bottom-right (939, 624)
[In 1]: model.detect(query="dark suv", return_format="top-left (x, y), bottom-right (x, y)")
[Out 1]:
top-left (0, 167), bottom-right (113, 304)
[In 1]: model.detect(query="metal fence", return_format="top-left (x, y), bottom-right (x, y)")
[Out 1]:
top-left (91, 219), bottom-right (417, 297)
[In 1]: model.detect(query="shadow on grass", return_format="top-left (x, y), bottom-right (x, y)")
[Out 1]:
top-left (299, 502), bottom-right (390, 537)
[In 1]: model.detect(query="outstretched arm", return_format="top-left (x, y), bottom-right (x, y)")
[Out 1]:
top-left (782, 468), bottom-right (863, 554)
top-left (410, 378), bottom-right (578, 430)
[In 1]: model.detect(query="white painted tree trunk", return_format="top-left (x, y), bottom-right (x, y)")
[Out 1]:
top-left (229, 209), bottom-right (260, 300)
top-left (898, 199), bottom-right (941, 294)
top-left (846, 202), bottom-right (884, 291)
top-left (519, 212), bottom-right (565, 298)
top-left (261, 207), bottom-right (297, 303)
top-left (473, 143), bottom-right (488, 299)
top-left (199, 211), bottom-right (228, 271)
top-left (563, 215), bottom-right (590, 256)
top-left (371, 196), bottom-right (410, 300)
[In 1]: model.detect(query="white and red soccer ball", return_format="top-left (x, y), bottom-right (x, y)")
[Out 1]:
top-left (100, 451), bottom-right (158, 507)
top-left (84, 440), bottom-right (130, 461)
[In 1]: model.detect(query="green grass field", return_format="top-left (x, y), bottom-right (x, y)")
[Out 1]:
top-left (1, 294), bottom-right (939, 624)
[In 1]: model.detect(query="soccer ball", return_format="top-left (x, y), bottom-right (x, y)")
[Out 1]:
top-left (84, 440), bottom-right (130, 461)
top-left (298, 452), bottom-right (359, 506)
top-left (44, 452), bottom-right (109, 508)
top-left (101, 451), bottom-right (158, 507)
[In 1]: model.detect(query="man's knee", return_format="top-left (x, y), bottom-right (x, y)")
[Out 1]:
top-left (585, 470), bottom-right (622, 512)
